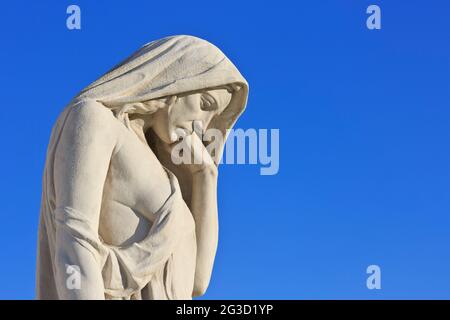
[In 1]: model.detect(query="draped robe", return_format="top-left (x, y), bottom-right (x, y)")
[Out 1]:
top-left (36, 35), bottom-right (248, 299)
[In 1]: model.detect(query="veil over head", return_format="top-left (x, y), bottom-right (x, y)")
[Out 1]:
top-left (76, 35), bottom-right (249, 163)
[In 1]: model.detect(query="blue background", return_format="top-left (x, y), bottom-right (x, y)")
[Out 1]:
top-left (0, 0), bottom-right (449, 299)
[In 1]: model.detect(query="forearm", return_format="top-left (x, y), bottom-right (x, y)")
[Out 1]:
top-left (190, 168), bottom-right (219, 296)
top-left (55, 228), bottom-right (105, 299)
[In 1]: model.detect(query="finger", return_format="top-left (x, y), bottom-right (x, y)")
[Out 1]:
top-left (193, 120), bottom-right (204, 137)
top-left (187, 133), bottom-right (214, 166)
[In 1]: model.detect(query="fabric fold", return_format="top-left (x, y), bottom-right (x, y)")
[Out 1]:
top-left (51, 169), bottom-right (195, 300)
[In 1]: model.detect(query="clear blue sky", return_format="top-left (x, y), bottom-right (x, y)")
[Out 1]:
top-left (0, 0), bottom-right (449, 299)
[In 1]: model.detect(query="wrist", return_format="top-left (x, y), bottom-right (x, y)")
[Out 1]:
top-left (192, 166), bottom-right (218, 180)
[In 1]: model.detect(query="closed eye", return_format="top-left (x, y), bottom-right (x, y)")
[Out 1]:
top-left (200, 93), bottom-right (218, 111)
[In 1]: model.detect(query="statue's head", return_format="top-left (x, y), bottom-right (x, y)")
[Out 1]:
top-left (77, 35), bottom-right (248, 163)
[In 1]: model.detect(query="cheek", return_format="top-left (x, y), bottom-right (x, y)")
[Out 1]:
top-left (181, 94), bottom-right (204, 120)
top-left (163, 114), bottom-right (180, 143)
top-left (150, 109), bottom-right (173, 143)
top-left (204, 112), bottom-right (216, 126)
top-left (168, 105), bottom-right (196, 128)
top-left (166, 113), bottom-right (188, 142)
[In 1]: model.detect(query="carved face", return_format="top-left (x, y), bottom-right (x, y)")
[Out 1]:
top-left (151, 88), bottom-right (232, 144)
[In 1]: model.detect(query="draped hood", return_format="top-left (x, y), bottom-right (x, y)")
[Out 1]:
top-left (76, 35), bottom-right (249, 163)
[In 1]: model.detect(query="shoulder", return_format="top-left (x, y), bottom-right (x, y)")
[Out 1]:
top-left (68, 99), bottom-right (117, 128)
top-left (62, 99), bottom-right (120, 145)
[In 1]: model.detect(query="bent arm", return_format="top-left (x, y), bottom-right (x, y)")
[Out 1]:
top-left (53, 102), bottom-right (117, 299)
top-left (190, 168), bottom-right (219, 297)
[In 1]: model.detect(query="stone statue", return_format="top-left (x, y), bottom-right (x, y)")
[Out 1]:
top-left (36, 35), bottom-right (248, 300)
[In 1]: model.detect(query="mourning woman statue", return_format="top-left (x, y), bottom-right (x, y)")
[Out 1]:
top-left (36, 35), bottom-right (248, 300)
